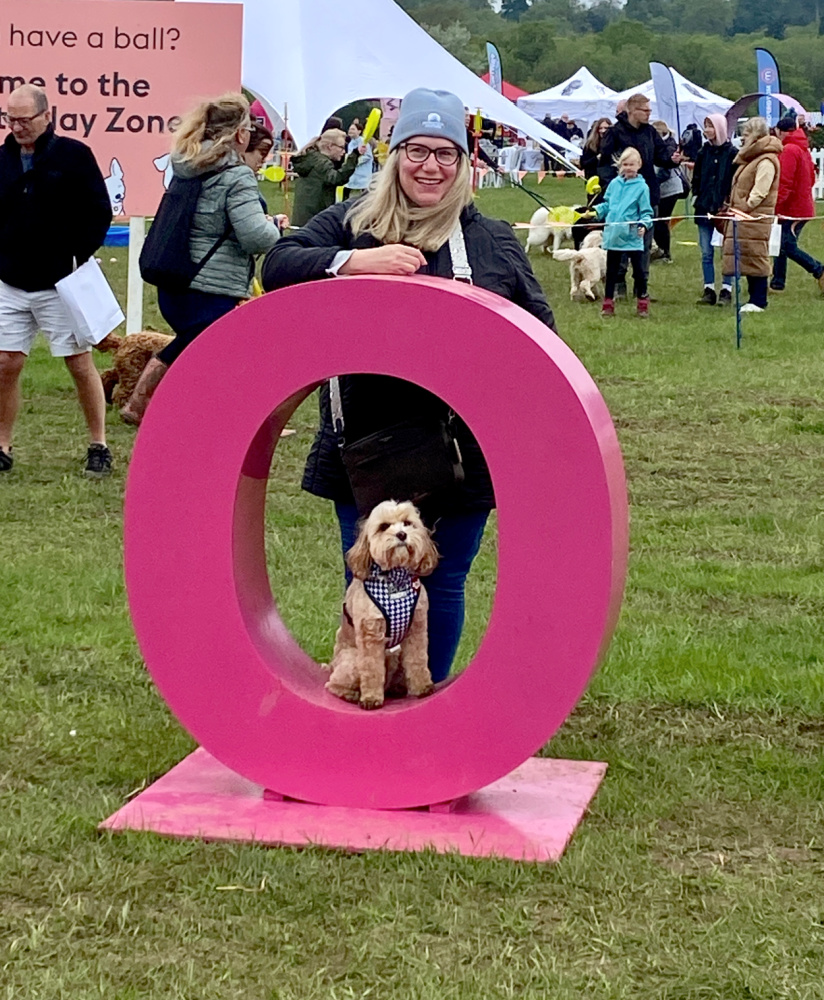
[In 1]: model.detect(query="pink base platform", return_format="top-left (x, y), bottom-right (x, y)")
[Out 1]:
top-left (100, 749), bottom-right (606, 862)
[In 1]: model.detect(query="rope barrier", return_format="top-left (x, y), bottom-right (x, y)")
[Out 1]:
top-left (512, 211), bottom-right (821, 229)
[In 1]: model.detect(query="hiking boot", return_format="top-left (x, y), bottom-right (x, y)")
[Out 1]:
top-left (601, 298), bottom-right (615, 318)
top-left (637, 297), bottom-right (650, 318)
top-left (0, 446), bottom-right (13, 472)
top-left (717, 287), bottom-right (732, 306)
top-left (615, 281), bottom-right (628, 300)
top-left (84, 443), bottom-right (112, 479)
top-left (697, 287), bottom-right (717, 306)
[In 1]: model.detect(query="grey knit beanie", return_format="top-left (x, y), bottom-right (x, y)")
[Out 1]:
top-left (389, 88), bottom-right (468, 154)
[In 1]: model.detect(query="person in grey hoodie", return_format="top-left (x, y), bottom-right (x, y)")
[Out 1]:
top-left (121, 94), bottom-right (280, 425)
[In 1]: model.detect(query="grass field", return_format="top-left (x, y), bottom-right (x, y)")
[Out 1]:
top-left (1, 177), bottom-right (823, 999)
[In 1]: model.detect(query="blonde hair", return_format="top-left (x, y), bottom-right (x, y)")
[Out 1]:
top-left (173, 93), bottom-right (250, 170)
top-left (743, 116), bottom-right (769, 140)
top-left (626, 93), bottom-right (650, 112)
top-left (296, 128), bottom-right (347, 159)
top-left (345, 148), bottom-right (472, 251)
top-left (616, 147), bottom-right (642, 170)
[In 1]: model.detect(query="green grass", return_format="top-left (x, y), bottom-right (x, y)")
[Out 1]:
top-left (1, 177), bottom-right (824, 998)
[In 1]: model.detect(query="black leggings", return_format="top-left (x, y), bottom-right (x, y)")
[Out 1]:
top-left (653, 195), bottom-right (679, 257)
top-left (606, 249), bottom-right (647, 300)
top-left (157, 288), bottom-right (240, 366)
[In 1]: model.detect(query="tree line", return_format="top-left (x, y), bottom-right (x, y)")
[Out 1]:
top-left (397, 0), bottom-right (824, 108)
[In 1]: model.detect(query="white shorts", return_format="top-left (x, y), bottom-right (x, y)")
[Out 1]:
top-left (0, 279), bottom-right (89, 357)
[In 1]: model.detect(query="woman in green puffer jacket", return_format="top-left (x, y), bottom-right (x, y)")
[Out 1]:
top-left (121, 93), bottom-right (280, 426)
top-left (291, 129), bottom-right (363, 227)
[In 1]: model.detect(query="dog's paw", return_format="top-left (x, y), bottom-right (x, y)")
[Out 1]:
top-left (325, 680), bottom-right (360, 703)
top-left (358, 696), bottom-right (384, 710)
top-left (411, 682), bottom-right (435, 699)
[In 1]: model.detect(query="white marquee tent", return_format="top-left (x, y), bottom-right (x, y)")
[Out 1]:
top-left (616, 68), bottom-right (732, 131)
top-left (516, 67), bottom-right (619, 130)
top-left (179, 0), bottom-right (582, 163)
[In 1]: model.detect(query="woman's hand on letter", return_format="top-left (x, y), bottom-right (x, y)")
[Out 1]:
top-left (338, 245), bottom-right (427, 276)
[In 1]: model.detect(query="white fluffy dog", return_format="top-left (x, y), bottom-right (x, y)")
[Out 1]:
top-left (325, 500), bottom-right (439, 710)
top-left (525, 205), bottom-right (573, 254)
top-left (553, 230), bottom-right (608, 301)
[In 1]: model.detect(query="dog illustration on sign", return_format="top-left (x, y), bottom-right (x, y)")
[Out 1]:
top-left (152, 153), bottom-right (175, 189)
top-left (104, 158), bottom-right (126, 216)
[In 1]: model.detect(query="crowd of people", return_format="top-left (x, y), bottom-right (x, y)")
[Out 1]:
top-left (571, 95), bottom-right (823, 316)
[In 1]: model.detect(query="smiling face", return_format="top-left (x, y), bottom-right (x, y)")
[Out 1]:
top-left (397, 137), bottom-right (461, 208)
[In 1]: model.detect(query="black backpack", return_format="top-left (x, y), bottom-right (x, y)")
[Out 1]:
top-left (139, 171), bottom-right (232, 292)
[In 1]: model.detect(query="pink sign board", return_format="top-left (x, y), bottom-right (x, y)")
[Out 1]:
top-left (124, 276), bottom-right (628, 811)
top-left (0, 1), bottom-right (242, 217)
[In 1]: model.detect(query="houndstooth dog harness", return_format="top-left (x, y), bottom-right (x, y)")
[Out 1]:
top-left (362, 564), bottom-right (421, 648)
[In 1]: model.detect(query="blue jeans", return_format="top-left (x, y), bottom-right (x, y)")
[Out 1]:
top-left (770, 221), bottom-right (824, 290)
top-left (335, 503), bottom-right (489, 683)
top-left (696, 217), bottom-right (717, 286)
top-left (157, 288), bottom-right (239, 366)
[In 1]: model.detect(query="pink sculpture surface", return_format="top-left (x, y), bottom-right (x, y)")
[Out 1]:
top-left (124, 275), bottom-right (628, 810)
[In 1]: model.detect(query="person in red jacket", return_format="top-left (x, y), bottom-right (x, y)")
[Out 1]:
top-left (770, 116), bottom-right (824, 293)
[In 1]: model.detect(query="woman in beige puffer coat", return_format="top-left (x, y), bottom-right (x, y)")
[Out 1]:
top-left (720, 117), bottom-right (782, 312)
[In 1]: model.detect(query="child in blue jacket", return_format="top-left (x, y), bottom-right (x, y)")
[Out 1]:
top-left (593, 148), bottom-right (653, 317)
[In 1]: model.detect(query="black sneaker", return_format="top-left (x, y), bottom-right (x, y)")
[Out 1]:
top-left (0, 447), bottom-right (12, 472)
top-left (84, 443), bottom-right (112, 479)
top-left (717, 288), bottom-right (732, 306)
top-left (697, 287), bottom-right (717, 306)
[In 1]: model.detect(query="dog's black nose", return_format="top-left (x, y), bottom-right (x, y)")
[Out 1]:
top-left (396, 531), bottom-right (407, 542)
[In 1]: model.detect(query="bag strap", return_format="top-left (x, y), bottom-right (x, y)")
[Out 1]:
top-left (189, 165), bottom-right (245, 280)
top-left (191, 222), bottom-right (232, 279)
top-left (330, 375), bottom-right (344, 440)
top-left (448, 219), bottom-right (472, 283)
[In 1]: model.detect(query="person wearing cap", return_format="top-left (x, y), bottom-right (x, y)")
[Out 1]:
top-left (769, 115), bottom-right (824, 295)
top-left (263, 87), bottom-right (556, 685)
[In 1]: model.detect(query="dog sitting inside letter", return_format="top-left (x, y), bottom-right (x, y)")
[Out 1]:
top-left (325, 500), bottom-right (439, 709)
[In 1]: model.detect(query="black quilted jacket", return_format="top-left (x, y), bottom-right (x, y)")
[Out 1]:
top-left (261, 201), bottom-right (557, 515)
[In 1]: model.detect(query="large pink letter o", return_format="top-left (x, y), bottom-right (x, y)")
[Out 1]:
top-left (125, 276), bottom-right (627, 810)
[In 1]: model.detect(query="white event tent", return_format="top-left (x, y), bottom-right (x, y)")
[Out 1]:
top-left (616, 68), bottom-right (732, 131)
top-left (516, 67), bottom-right (619, 130)
top-left (179, 0), bottom-right (582, 164)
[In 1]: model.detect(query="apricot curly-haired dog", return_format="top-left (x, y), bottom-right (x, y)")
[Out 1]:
top-left (94, 332), bottom-right (172, 407)
top-left (325, 500), bottom-right (439, 710)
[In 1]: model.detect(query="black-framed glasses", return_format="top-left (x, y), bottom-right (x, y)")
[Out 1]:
top-left (400, 142), bottom-right (461, 166)
top-left (6, 110), bottom-right (47, 126)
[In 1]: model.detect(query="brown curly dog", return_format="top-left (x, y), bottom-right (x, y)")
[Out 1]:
top-left (94, 332), bottom-right (173, 407)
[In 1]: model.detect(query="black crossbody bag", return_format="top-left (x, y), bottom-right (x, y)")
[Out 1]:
top-left (329, 222), bottom-right (470, 516)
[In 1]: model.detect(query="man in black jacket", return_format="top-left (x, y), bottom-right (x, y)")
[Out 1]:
top-left (598, 93), bottom-right (681, 294)
top-left (0, 84), bottom-right (113, 477)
